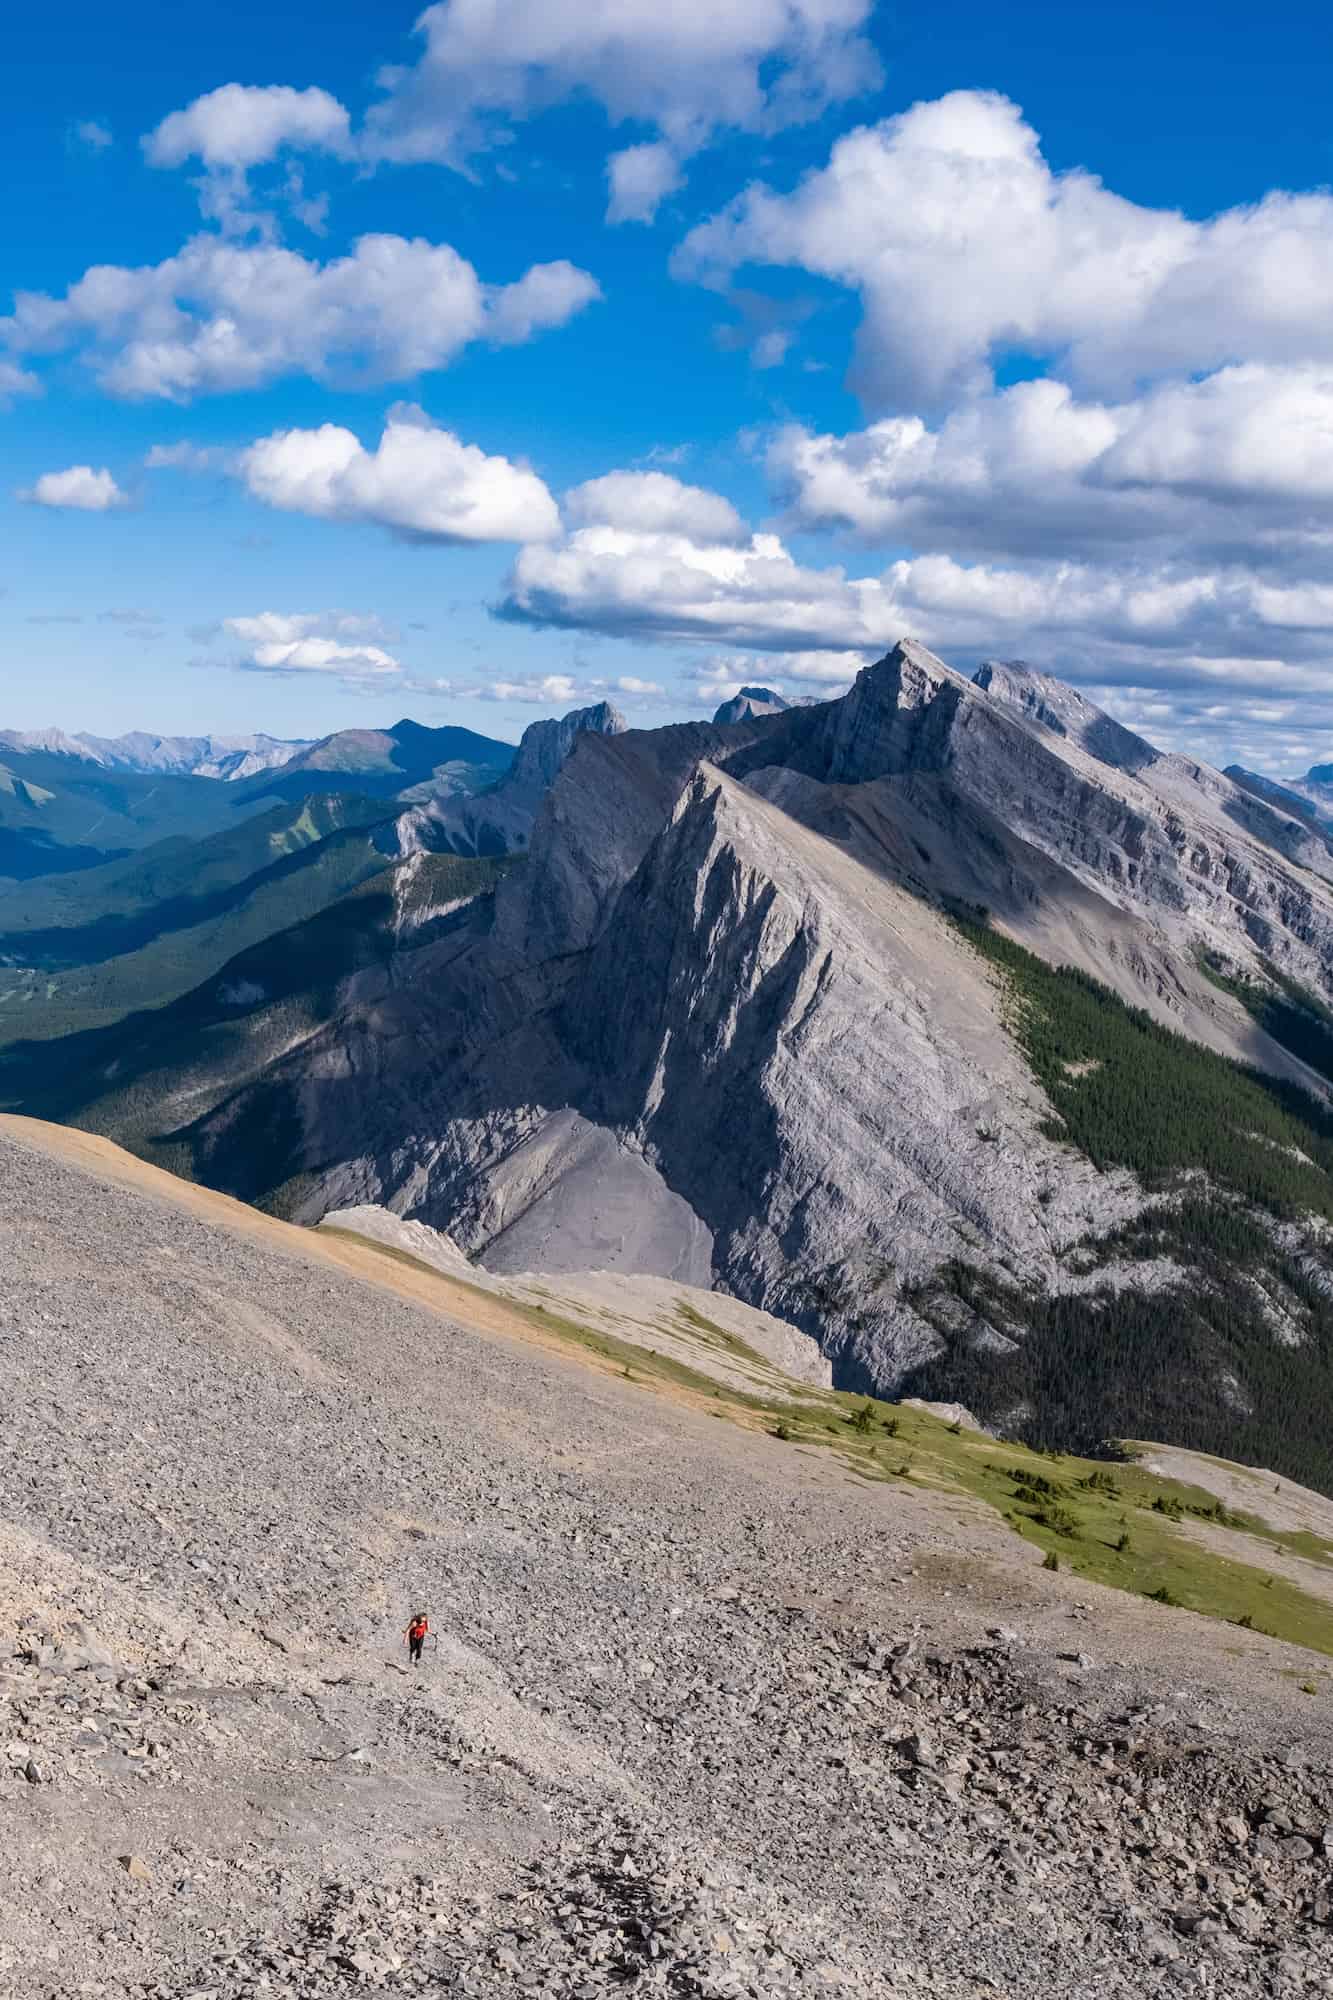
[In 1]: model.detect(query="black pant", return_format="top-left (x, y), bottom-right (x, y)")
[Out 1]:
top-left (409, 1637), bottom-right (424, 1663)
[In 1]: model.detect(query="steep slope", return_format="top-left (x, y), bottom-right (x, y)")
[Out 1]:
top-left (972, 660), bottom-right (1159, 773)
top-left (400, 699), bottom-right (626, 857)
top-left (1227, 761), bottom-right (1333, 841)
top-left (317, 1201), bottom-right (834, 1390)
top-left (234, 718), bottom-right (515, 809)
top-left (6, 1111), bottom-right (1333, 2000)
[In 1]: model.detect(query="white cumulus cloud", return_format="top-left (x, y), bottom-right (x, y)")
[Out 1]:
top-left (473, 674), bottom-right (585, 705)
top-left (565, 470), bottom-right (748, 544)
top-left (239, 407), bottom-right (561, 544)
top-left (365, 0), bottom-right (880, 214)
top-left (498, 505), bottom-right (1333, 709)
top-left (606, 142), bottom-right (685, 225)
top-left (221, 610), bottom-right (402, 683)
top-left (144, 84), bottom-right (352, 170)
top-left (0, 234), bottom-right (599, 402)
top-left (0, 358), bottom-right (40, 404)
top-left (677, 90), bottom-right (1333, 410)
top-left (767, 366), bottom-right (1333, 564)
top-left (20, 465), bottom-right (128, 511)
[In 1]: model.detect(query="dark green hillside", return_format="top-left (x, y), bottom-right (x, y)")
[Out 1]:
top-left (0, 748), bottom-right (277, 871)
top-left (0, 826), bottom-right (130, 880)
top-left (902, 920), bottom-right (1333, 1493)
top-left (0, 807), bottom-right (403, 1048)
top-left (0, 853), bottom-right (510, 1190)
top-left (0, 794), bottom-right (393, 971)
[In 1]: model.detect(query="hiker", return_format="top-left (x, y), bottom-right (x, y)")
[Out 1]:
top-left (404, 1611), bottom-right (429, 1666)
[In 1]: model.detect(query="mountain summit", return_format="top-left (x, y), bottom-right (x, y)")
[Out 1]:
top-left (711, 686), bottom-right (789, 725)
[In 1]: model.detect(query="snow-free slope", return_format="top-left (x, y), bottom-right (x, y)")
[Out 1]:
top-left (5, 1109), bottom-right (1333, 1998)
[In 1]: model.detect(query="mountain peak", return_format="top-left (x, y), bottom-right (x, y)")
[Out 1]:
top-left (712, 686), bottom-right (790, 726)
top-left (509, 700), bottom-right (628, 796)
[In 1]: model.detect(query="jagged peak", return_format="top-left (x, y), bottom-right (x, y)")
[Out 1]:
top-left (857, 637), bottom-right (972, 693)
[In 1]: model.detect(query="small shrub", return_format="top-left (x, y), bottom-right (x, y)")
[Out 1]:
top-left (1148, 1584), bottom-right (1181, 1607)
top-left (1301, 1682), bottom-right (1318, 1695)
top-left (1080, 1469), bottom-right (1119, 1496)
top-left (772, 1421), bottom-right (792, 1442)
top-left (1152, 1495), bottom-right (1184, 1521)
top-left (1115, 1532), bottom-right (1131, 1554)
top-left (1042, 1551), bottom-right (1060, 1572)
top-left (1234, 1611), bottom-right (1254, 1629)
top-left (893, 1460), bottom-right (913, 1478)
top-left (1004, 1468), bottom-right (1061, 1499)
top-left (1035, 1504), bottom-right (1080, 1539)
top-left (881, 1415), bottom-right (900, 1438)
top-left (849, 1400), bottom-right (877, 1436)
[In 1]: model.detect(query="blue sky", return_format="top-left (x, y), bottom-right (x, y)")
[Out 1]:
top-left (3, 0), bottom-right (1333, 771)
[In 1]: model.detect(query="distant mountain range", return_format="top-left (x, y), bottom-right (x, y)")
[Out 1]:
top-left (0, 716), bottom-right (523, 885)
top-left (235, 718), bottom-right (517, 809)
top-left (0, 727), bottom-right (311, 781)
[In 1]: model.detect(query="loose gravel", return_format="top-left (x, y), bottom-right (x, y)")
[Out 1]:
top-left (3, 1120), bottom-right (1333, 1999)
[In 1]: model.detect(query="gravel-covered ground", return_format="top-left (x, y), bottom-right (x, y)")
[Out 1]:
top-left (3, 1116), bottom-right (1333, 1998)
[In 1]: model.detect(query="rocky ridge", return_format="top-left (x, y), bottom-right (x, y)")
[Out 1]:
top-left (318, 1200), bottom-right (834, 1390)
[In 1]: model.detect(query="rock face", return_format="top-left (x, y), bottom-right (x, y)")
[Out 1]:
top-left (55, 641), bottom-right (1333, 1399)
top-left (711, 685), bottom-right (789, 725)
top-left (403, 700), bottom-right (627, 858)
top-left (972, 660), bottom-right (1159, 774)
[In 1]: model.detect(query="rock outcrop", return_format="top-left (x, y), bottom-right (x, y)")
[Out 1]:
top-left (402, 700), bottom-right (627, 858)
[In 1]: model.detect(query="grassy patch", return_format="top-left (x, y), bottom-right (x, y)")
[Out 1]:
top-left (322, 1222), bottom-right (1333, 1663)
